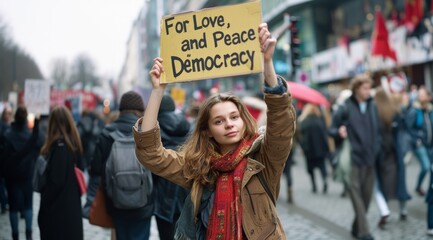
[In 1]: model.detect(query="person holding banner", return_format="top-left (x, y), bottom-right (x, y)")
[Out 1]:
top-left (133, 23), bottom-right (296, 239)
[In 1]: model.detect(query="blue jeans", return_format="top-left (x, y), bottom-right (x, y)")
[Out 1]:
top-left (113, 216), bottom-right (151, 240)
top-left (0, 178), bottom-right (7, 211)
top-left (5, 180), bottom-right (33, 234)
top-left (429, 203), bottom-right (433, 229)
top-left (414, 145), bottom-right (431, 190)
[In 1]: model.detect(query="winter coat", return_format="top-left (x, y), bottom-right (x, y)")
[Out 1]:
top-left (2, 119), bottom-right (43, 181)
top-left (329, 96), bottom-right (381, 167)
top-left (90, 112), bottom-right (154, 220)
top-left (299, 115), bottom-right (329, 166)
top-left (38, 139), bottom-right (83, 240)
top-left (405, 101), bottom-right (433, 148)
top-left (133, 91), bottom-right (296, 239)
top-left (154, 110), bottom-right (191, 222)
top-left (77, 113), bottom-right (104, 169)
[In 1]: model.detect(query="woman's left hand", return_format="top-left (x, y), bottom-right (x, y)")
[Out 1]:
top-left (259, 23), bottom-right (276, 63)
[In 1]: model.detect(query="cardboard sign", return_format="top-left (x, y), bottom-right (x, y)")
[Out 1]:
top-left (24, 79), bottom-right (50, 115)
top-left (160, 1), bottom-right (262, 84)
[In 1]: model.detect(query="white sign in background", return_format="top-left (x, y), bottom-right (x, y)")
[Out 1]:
top-left (24, 79), bottom-right (50, 115)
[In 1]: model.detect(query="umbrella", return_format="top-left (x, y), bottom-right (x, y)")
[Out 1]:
top-left (286, 81), bottom-right (330, 107)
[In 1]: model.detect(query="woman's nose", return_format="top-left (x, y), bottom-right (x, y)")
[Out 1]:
top-left (225, 120), bottom-right (234, 128)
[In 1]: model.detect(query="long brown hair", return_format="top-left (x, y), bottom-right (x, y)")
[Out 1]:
top-left (40, 106), bottom-right (83, 155)
top-left (180, 93), bottom-right (257, 186)
top-left (375, 87), bottom-right (398, 128)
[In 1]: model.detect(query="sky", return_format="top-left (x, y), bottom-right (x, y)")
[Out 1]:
top-left (0, 0), bottom-right (144, 79)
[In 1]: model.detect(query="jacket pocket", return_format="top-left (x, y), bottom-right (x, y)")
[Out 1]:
top-left (245, 186), bottom-right (273, 227)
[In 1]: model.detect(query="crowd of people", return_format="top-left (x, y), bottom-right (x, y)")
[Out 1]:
top-left (0, 21), bottom-right (432, 240)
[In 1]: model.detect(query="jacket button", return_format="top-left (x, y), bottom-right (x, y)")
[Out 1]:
top-left (255, 165), bottom-right (260, 170)
top-left (248, 167), bottom-right (253, 171)
top-left (250, 229), bottom-right (254, 235)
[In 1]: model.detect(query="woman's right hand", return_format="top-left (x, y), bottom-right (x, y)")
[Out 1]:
top-left (149, 57), bottom-right (166, 90)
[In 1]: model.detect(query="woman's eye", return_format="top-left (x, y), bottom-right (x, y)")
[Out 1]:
top-left (231, 115), bottom-right (240, 120)
top-left (215, 120), bottom-right (223, 125)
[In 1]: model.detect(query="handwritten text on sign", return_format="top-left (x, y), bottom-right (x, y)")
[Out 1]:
top-left (160, 1), bottom-right (262, 83)
top-left (24, 79), bottom-right (50, 115)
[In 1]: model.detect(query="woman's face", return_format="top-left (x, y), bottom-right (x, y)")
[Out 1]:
top-left (207, 101), bottom-right (245, 154)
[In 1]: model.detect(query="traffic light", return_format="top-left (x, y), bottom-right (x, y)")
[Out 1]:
top-left (290, 17), bottom-right (301, 72)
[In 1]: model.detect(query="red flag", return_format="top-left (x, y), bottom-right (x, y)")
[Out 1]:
top-left (404, 0), bottom-right (424, 32)
top-left (371, 10), bottom-right (397, 62)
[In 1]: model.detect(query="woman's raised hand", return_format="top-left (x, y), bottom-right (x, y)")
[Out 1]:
top-left (258, 23), bottom-right (276, 63)
top-left (149, 57), bottom-right (166, 90)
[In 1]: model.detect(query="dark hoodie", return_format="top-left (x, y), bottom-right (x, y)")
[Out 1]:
top-left (154, 95), bottom-right (191, 222)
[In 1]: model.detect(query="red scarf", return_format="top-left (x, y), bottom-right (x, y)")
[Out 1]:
top-left (206, 136), bottom-right (257, 240)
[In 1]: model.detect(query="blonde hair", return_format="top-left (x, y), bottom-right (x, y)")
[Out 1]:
top-left (298, 103), bottom-right (321, 122)
top-left (41, 106), bottom-right (83, 155)
top-left (375, 87), bottom-right (398, 128)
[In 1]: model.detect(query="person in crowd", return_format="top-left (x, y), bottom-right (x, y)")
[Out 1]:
top-left (0, 105), bottom-right (13, 134)
top-left (0, 105), bottom-right (13, 214)
top-left (3, 106), bottom-right (43, 240)
top-left (134, 23), bottom-right (296, 239)
top-left (37, 106), bottom-right (84, 240)
top-left (409, 84), bottom-right (418, 106)
top-left (82, 109), bottom-right (118, 240)
top-left (427, 139), bottom-right (433, 236)
top-left (77, 110), bottom-right (104, 170)
top-left (298, 103), bottom-right (330, 194)
top-left (90, 91), bottom-right (153, 240)
top-left (373, 88), bottom-right (411, 229)
top-left (330, 89), bottom-right (352, 198)
top-left (405, 87), bottom-right (433, 197)
top-left (329, 74), bottom-right (381, 240)
top-left (153, 94), bottom-right (191, 239)
top-left (284, 143), bottom-right (296, 204)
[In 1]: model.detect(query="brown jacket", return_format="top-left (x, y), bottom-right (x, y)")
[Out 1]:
top-left (133, 92), bottom-right (296, 239)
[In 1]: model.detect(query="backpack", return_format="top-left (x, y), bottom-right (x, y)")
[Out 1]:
top-left (105, 130), bottom-right (153, 209)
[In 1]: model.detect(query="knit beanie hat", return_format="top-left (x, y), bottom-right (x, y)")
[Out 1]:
top-left (119, 91), bottom-right (144, 112)
top-left (159, 95), bottom-right (176, 113)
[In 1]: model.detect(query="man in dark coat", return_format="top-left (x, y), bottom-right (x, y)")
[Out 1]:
top-left (329, 75), bottom-right (381, 240)
top-left (90, 91), bottom-right (154, 239)
top-left (154, 95), bottom-right (191, 240)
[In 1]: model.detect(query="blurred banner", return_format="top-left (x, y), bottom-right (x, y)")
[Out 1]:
top-left (160, 1), bottom-right (262, 83)
top-left (24, 79), bottom-right (50, 115)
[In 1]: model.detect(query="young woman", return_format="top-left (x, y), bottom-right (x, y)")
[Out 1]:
top-left (38, 106), bottom-right (84, 240)
top-left (133, 23), bottom-right (296, 239)
top-left (374, 88), bottom-right (411, 228)
top-left (298, 103), bottom-right (330, 194)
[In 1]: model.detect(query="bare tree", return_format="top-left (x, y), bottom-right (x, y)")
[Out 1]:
top-left (0, 17), bottom-right (43, 101)
top-left (69, 54), bottom-right (99, 89)
top-left (50, 58), bottom-right (69, 89)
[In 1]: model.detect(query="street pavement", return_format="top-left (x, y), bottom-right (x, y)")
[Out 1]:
top-left (0, 145), bottom-right (431, 240)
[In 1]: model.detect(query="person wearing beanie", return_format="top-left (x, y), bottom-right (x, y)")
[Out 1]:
top-left (118, 91), bottom-right (145, 112)
top-left (153, 95), bottom-right (191, 240)
top-left (88, 91), bottom-right (154, 239)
